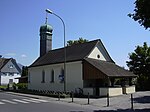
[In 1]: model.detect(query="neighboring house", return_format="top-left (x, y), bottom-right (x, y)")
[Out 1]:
top-left (0, 58), bottom-right (21, 85)
top-left (15, 75), bottom-right (28, 83)
top-left (15, 66), bottom-right (28, 83)
top-left (28, 23), bottom-right (136, 97)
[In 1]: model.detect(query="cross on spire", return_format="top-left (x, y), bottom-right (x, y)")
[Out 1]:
top-left (45, 12), bottom-right (48, 24)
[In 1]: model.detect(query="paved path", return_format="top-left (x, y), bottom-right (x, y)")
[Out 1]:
top-left (5, 91), bottom-right (150, 112)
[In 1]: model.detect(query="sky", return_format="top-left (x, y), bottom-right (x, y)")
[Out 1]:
top-left (0, 0), bottom-right (149, 68)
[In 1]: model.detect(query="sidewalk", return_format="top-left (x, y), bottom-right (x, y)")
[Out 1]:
top-left (6, 91), bottom-right (150, 111)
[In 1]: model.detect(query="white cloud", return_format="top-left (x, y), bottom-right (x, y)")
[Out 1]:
top-left (21, 54), bottom-right (27, 58)
top-left (5, 53), bottom-right (16, 56)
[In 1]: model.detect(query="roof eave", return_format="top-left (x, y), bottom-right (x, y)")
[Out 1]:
top-left (29, 59), bottom-right (83, 68)
top-left (108, 75), bottom-right (137, 78)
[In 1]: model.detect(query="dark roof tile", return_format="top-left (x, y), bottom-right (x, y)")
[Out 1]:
top-left (0, 58), bottom-right (21, 73)
top-left (30, 39), bottom-right (100, 67)
top-left (0, 58), bottom-right (10, 69)
top-left (85, 58), bottom-right (136, 77)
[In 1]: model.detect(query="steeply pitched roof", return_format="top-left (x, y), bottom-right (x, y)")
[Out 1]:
top-left (0, 58), bottom-right (10, 70)
top-left (85, 58), bottom-right (136, 77)
top-left (11, 59), bottom-right (22, 73)
top-left (30, 39), bottom-right (103, 67)
top-left (0, 58), bottom-right (21, 73)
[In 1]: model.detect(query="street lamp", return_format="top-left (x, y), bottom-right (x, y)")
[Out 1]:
top-left (46, 9), bottom-right (66, 92)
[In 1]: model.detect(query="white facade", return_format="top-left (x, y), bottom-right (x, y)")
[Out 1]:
top-left (28, 43), bottom-right (112, 92)
top-left (88, 43), bottom-right (112, 62)
top-left (28, 61), bottom-right (83, 92)
top-left (28, 41), bottom-right (113, 91)
top-left (28, 40), bottom-right (136, 96)
top-left (0, 59), bottom-right (21, 85)
top-left (1, 73), bottom-right (20, 85)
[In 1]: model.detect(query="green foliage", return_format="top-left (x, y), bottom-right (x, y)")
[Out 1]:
top-left (127, 42), bottom-right (150, 90)
top-left (15, 83), bottom-right (28, 90)
top-left (0, 85), bottom-right (7, 89)
top-left (21, 66), bottom-right (28, 77)
top-left (129, 0), bottom-right (150, 30)
top-left (67, 37), bottom-right (89, 46)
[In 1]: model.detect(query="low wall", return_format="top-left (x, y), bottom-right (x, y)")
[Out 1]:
top-left (100, 87), bottom-right (122, 96)
top-left (83, 88), bottom-right (94, 95)
top-left (99, 88), bottom-right (108, 96)
top-left (109, 87), bottom-right (123, 96)
top-left (83, 86), bottom-right (135, 96)
top-left (125, 86), bottom-right (135, 94)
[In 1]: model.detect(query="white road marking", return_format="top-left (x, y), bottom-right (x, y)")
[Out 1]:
top-left (22, 99), bottom-right (41, 103)
top-left (0, 101), bottom-right (5, 105)
top-left (12, 99), bottom-right (29, 104)
top-left (0, 98), bottom-right (49, 105)
top-left (1, 99), bottom-right (17, 104)
top-left (29, 98), bottom-right (49, 103)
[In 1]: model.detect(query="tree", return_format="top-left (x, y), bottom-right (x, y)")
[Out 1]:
top-left (21, 66), bottom-right (28, 77)
top-left (126, 42), bottom-right (150, 90)
top-left (67, 37), bottom-right (89, 46)
top-left (128, 0), bottom-right (150, 30)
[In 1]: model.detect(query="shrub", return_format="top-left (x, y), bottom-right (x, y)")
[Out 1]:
top-left (15, 83), bottom-right (28, 90)
top-left (0, 85), bottom-right (7, 90)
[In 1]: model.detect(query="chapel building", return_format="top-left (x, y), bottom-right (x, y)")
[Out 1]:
top-left (28, 22), bottom-right (136, 96)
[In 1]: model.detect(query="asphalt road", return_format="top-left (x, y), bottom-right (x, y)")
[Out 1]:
top-left (0, 91), bottom-right (93, 112)
top-left (1, 91), bottom-right (150, 112)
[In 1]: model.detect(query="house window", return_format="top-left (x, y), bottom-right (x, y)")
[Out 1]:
top-left (51, 69), bottom-right (54, 83)
top-left (59, 68), bottom-right (64, 83)
top-left (97, 54), bottom-right (100, 59)
top-left (1, 73), bottom-right (7, 76)
top-left (8, 73), bottom-right (14, 76)
top-left (41, 70), bottom-right (45, 83)
top-left (9, 79), bottom-right (13, 84)
top-left (28, 72), bottom-right (30, 83)
top-left (8, 65), bottom-right (13, 69)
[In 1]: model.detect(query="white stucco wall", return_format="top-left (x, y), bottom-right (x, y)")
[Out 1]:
top-left (28, 61), bottom-right (83, 92)
top-left (99, 88), bottom-right (109, 96)
top-left (125, 86), bottom-right (135, 94)
top-left (109, 87), bottom-right (123, 96)
top-left (66, 61), bottom-right (83, 91)
top-left (0, 60), bottom-right (21, 85)
top-left (88, 43), bottom-right (112, 61)
top-left (99, 87), bottom-right (123, 96)
top-left (28, 64), bottom-right (63, 91)
top-left (1, 73), bottom-right (20, 85)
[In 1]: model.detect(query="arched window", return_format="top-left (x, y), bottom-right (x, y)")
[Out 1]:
top-left (59, 68), bottom-right (64, 83)
top-left (51, 69), bottom-right (54, 83)
top-left (61, 68), bottom-right (64, 76)
top-left (41, 70), bottom-right (45, 83)
top-left (28, 72), bottom-right (30, 83)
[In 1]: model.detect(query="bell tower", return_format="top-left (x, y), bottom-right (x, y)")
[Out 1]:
top-left (39, 23), bottom-right (53, 57)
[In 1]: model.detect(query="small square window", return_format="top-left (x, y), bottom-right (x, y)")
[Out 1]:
top-left (9, 65), bottom-right (13, 69)
top-left (8, 73), bottom-right (14, 76)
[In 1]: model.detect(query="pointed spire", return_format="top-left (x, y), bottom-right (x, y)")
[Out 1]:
top-left (45, 12), bottom-right (48, 24)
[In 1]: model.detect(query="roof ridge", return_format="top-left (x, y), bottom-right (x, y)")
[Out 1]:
top-left (47, 39), bottom-right (100, 52)
top-left (84, 39), bottom-right (100, 58)
top-left (29, 39), bottom-right (100, 67)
